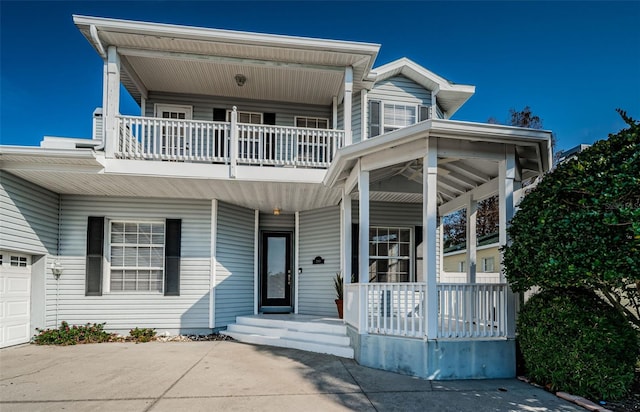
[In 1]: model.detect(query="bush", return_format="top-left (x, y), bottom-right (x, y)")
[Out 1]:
top-left (33, 321), bottom-right (114, 345)
top-left (518, 288), bottom-right (639, 400)
top-left (129, 327), bottom-right (157, 343)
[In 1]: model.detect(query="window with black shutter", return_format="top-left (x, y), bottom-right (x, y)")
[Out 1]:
top-left (86, 216), bottom-right (105, 296)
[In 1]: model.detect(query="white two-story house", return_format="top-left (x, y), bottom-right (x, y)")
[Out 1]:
top-left (0, 15), bottom-right (552, 380)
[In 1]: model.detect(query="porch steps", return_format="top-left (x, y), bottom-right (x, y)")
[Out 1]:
top-left (224, 315), bottom-right (354, 359)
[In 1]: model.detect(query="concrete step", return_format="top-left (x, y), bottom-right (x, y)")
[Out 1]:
top-left (226, 323), bottom-right (351, 346)
top-left (225, 315), bottom-right (354, 359)
top-left (224, 330), bottom-right (354, 359)
top-left (236, 315), bottom-right (347, 335)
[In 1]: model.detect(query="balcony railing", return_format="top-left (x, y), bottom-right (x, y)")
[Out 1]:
top-left (345, 282), bottom-right (508, 339)
top-left (114, 115), bottom-right (344, 168)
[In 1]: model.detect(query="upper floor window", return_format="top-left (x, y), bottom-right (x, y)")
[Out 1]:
top-left (369, 100), bottom-right (430, 138)
top-left (296, 117), bottom-right (329, 129)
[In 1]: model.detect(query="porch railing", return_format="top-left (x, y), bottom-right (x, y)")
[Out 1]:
top-left (114, 115), bottom-right (343, 168)
top-left (345, 282), bottom-right (508, 339)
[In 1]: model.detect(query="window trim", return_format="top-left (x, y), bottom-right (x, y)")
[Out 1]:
top-left (382, 102), bottom-right (418, 133)
top-left (369, 100), bottom-right (431, 138)
top-left (104, 219), bottom-right (166, 294)
top-left (227, 109), bottom-right (263, 124)
top-left (154, 104), bottom-right (193, 120)
top-left (294, 116), bottom-right (330, 129)
top-left (482, 257), bottom-right (495, 273)
top-left (368, 226), bottom-right (414, 283)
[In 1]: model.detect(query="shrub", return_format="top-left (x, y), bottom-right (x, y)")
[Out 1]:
top-left (129, 327), bottom-right (157, 343)
top-left (518, 288), bottom-right (639, 400)
top-left (33, 321), bottom-right (114, 345)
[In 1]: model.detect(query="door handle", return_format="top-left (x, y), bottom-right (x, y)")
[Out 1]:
top-left (287, 270), bottom-right (291, 285)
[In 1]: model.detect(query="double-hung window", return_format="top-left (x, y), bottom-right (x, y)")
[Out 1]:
top-left (369, 100), bottom-right (430, 138)
top-left (482, 257), bottom-right (495, 273)
top-left (109, 221), bottom-right (165, 292)
top-left (368, 227), bottom-right (412, 282)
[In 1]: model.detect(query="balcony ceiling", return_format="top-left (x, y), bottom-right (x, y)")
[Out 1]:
top-left (74, 15), bottom-right (380, 106)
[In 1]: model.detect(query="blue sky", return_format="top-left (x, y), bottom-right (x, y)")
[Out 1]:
top-left (1, 1), bottom-right (639, 152)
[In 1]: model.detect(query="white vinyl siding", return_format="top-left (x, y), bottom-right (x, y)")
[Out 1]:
top-left (51, 196), bottom-right (211, 333)
top-left (351, 91), bottom-right (362, 143)
top-left (146, 92), bottom-right (331, 128)
top-left (0, 171), bottom-right (59, 255)
top-left (298, 206), bottom-right (340, 317)
top-left (215, 201), bottom-right (255, 327)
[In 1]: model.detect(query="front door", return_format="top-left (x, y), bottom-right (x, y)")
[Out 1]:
top-left (261, 232), bottom-right (292, 310)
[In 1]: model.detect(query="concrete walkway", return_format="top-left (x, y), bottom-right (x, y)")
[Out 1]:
top-left (0, 341), bottom-right (584, 411)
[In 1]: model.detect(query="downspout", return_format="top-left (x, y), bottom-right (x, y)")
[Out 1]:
top-left (90, 24), bottom-right (107, 151)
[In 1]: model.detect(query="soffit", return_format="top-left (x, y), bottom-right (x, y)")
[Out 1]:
top-left (4, 169), bottom-right (341, 214)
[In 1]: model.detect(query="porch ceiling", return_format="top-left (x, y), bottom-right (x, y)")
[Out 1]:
top-left (74, 15), bottom-right (380, 106)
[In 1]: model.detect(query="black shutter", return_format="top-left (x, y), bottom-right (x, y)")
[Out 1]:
top-left (352, 223), bottom-right (359, 283)
top-left (164, 219), bottom-right (182, 296)
top-left (369, 100), bottom-right (380, 138)
top-left (415, 225), bottom-right (423, 281)
top-left (263, 113), bottom-right (276, 125)
top-left (86, 216), bottom-right (104, 296)
top-left (419, 105), bottom-right (430, 122)
top-left (213, 108), bottom-right (226, 122)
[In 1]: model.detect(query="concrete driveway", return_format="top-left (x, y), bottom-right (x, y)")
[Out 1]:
top-left (1, 341), bottom-right (583, 411)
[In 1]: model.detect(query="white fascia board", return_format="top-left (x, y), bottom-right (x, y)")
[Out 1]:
top-left (374, 57), bottom-right (475, 94)
top-left (0, 145), bottom-right (98, 159)
top-left (235, 165), bottom-right (326, 183)
top-left (73, 15), bottom-right (381, 57)
top-left (103, 159), bottom-right (230, 179)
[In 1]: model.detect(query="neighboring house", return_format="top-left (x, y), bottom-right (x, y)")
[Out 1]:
top-left (442, 233), bottom-right (500, 283)
top-left (0, 16), bottom-right (553, 379)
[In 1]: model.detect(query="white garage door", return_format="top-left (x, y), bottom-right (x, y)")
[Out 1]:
top-left (0, 251), bottom-right (31, 348)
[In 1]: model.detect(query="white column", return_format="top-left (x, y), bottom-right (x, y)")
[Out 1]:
top-left (209, 199), bottom-right (218, 328)
top-left (343, 66), bottom-right (353, 146)
top-left (358, 164), bottom-right (369, 284)
top-left (466, 196), bottom-right (478, 283)
top-left (424, 138), bottom-right (439, 339)
top-left (229, 106), bottom-right (238, 178)
top-left (140, 97), bottom-right (146, 117)
top-left (499, 145), bottom-right (516, 337)
top-left (431, 90), bottom-right (437, 119)
top-left (341, 188), bottom-right (352, 284)
top-left (332, 96), bottom-right (338, 130)
top-left (294, 211), bottom-right (300, 314)
top-left (104, 46), bottom-right (120, 158)
top-left (361, 90), bottom-right (368, 141)
top-left (253, 209), bottom-right (259, 314)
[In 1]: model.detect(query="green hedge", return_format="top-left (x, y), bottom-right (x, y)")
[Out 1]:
top-left (518, 288), bottom-right (638, 400)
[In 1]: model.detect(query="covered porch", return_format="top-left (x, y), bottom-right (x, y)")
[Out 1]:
top-left (326, 119), bottom-right (552, 379)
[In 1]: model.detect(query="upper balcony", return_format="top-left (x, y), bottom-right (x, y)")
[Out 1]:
top-left (75, 15), bottom-right (381, 171)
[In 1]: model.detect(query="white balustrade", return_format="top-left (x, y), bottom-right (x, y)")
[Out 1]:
top-left (114, 115), bottom-right (343, 167)
top-left (343, 282), bottom-right (508, 340)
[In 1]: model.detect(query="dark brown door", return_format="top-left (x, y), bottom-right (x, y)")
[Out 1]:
top-left (261, 232), bottom-right (292, 308)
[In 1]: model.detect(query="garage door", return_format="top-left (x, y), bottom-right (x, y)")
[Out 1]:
top-left (0, 251), bottom-right (31, 348)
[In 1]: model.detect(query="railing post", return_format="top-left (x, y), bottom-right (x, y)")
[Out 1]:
top-left (229, 106), bottom-right (238, 178)
top-left (358, 284), bottom-right (367, 333)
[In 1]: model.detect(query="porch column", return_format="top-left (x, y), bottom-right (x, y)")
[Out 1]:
top-left (499, 145), bottom-right (517, 337)
top-left (423, 138), bottom-right (439, 339)
top-left (466, 195), bottom-right (477, 283)
top-left (332, 96), bottom-right (338, 130)
top-left (209, 199), bottom-right (218, 328)
top-left (104, 45), bottom-right (120, 158)
top-left (358, 163), bottom-right (369, 284)
top-left (294, 212), bottom-right (300, 314)
top-left (343, 66), bottom-right (353, 146)
top-left (253, 209), bottom-right (259, 314)
top-left (341, 188), bottom-right (352, 284)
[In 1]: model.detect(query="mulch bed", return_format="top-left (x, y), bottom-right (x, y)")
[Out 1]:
top-left (604, 370), bottom-right (640, 412)
top-left (153, 333), bottom-right (235, 342)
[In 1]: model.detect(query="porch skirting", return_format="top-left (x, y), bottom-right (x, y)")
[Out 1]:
top-left (346, 326), bottom-right (516, 380)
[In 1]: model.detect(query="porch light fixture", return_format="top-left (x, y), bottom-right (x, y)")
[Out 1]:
top-left (235, 74), bottom-right (247, 87)
top-left (273, 208), bottom-right (281, 216)
top-left (51, 260), bottom-right (64, 279)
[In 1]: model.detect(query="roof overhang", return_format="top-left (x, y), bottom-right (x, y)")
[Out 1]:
top-left (324, 119), bottom-right (553, 207)
top-left (73, 15), bottom-right (380, 106)
top-left (373, 58), bottom-right (475, 117)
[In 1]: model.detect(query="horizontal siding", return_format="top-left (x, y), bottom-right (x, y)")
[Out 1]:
top-left (49, 195), bottom-right (211, 332)
top-left (368, 75), bottom-right (433, 106)
top-left (215, 201), bottom-right (255, 327)
top-left (298, 206), bottom-right (340, 317)
top-left (259, 212), bottom-right (294, 232)
top-left (146, 92), bottom-right (332, 128)
top-left (352, 91), bottom-right (362, 143)
top-left (0, 171), bottom-right (59, 255)
top-left (352, 200), bottom-right (423, 227)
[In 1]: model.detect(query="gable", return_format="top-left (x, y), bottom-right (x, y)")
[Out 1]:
top-left (368, 74), bottom-right (432, 106)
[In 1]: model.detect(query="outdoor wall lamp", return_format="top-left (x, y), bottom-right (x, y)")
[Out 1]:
top-left (273, 208), bottom-right (281, 216)
top-left (298, 267), bottom-right (303, 275)
top-left (235, 74), bottom-right (247, 87)
top-left (51, 260), bottom-right (64, 279)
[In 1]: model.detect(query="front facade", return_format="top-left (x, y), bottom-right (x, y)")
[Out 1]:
top-left (0, 16), bottom-right (552, 379)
